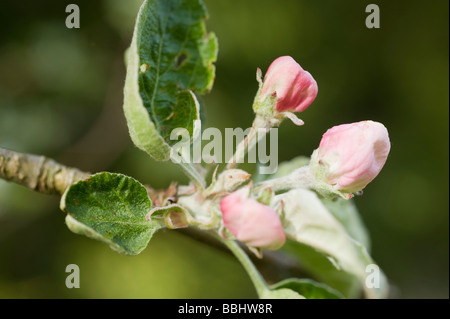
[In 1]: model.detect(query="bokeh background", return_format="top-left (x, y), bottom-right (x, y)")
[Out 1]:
top-left (0, 0), bottom-right (448, 298)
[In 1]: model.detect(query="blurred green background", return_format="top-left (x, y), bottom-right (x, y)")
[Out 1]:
top-left (0, 0), bottom-right (448, 298)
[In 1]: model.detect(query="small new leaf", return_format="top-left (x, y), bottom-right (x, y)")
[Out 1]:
top-left (60, 172), bottom-right (164, 255)
top-left (275, 188), bottom-right (389, 298)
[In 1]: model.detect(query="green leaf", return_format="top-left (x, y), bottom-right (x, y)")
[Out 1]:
top-left (60, 172), bottom-right (164, 255)
top-left (123, 0), bottom-right (218, 161)
top-left (282, 239), bottom-right (362, 298)
top-left (270, 278), bottom-right (344, 299)
top-left (260, 288), bottom-right (305, 299)
top-left (353, 239), bottom-right (389, 299)
top-left (275, 189), bottom-right (389, 298)
top-left (322, 197), bottom-right (371, 249)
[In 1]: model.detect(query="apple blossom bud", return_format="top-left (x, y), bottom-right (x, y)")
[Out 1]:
top-left (220, 188), bottom-right (285, 250)
top-left (258, 56), bottom-right (318, 114)
top-left (206, 169), bottom-right (251, 196)
top-left (311, 120), bottom-right (391, 194)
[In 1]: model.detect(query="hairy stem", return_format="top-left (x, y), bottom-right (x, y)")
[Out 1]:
top-left (253, 165), bottom-right (314, 194)
top-left (0, 148), bottom-right (90, 195)
top-left (226, 115), bottom-right (272, 170)
top-left (172, 156), bottom-right (206, 189)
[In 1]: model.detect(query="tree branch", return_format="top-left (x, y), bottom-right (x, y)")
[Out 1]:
top-left (0, 147), bottom-right (308, 283)
top-left (0, 148), bottom-right (90, 195)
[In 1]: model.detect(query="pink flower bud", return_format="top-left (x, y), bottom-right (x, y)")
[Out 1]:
top-left (261, 56), bottom-right (318, 113)
top-left (220, 188), bottom-right (285, 250)
top-left (313, 120), bottom-right (391, 193)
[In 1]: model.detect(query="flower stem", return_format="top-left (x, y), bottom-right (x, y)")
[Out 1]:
top-left (220, 238), bottom-right (269, 298)
top-left (253, 165), bottom-right (313, 194)
top-left (227, 115), bottom-right (272, 170)
top-left (171, 155), bottom-right (206, 190)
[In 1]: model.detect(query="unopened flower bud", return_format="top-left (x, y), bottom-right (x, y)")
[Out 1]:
top-left (311, 120), bottom-right (391, 194)
top-left (206, 169), bottom-right (251, 196)
top-left (220, 188), bottom-right (285, 250)
top-left (254, 56), bottom-right (318, 116)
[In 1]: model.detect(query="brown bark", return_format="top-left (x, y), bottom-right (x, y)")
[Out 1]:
top-left (0, 148), bottom-right (90, 195)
